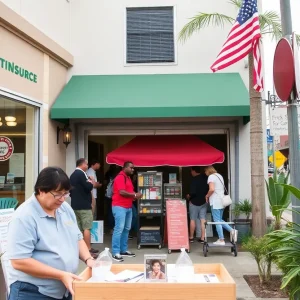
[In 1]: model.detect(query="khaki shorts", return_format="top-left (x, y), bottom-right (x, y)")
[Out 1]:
top-left (74, 209), bottom-right (93, 231)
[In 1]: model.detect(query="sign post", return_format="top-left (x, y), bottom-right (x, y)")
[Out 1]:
top-left (277, 0), bottom-right (300, 232)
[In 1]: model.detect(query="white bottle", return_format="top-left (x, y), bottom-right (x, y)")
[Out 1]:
top-left (175, 248), bottom-right (195, 283)
top-left (92, 247), bottom-right (113, 281)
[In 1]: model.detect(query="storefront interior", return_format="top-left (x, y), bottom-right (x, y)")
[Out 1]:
top-left (87, 134), bottom-right (229, 229)
top-left (0, 96), bottom-right (37, 206)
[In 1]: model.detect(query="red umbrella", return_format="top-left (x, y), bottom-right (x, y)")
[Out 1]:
top-left (106, 135), bottom-right (224, 167)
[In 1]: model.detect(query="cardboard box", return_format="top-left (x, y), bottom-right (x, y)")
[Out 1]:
top-left (73, 264), bottom-right (236, 300)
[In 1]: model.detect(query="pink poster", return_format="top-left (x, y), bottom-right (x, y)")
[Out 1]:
top-left (166, 200), bottom-right (189, 250)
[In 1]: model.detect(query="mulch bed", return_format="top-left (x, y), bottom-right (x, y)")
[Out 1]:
top-left (243, 275), bottom-right (288, 298)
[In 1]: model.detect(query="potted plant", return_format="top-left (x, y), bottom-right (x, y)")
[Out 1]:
top-left (232, 199), bottom-right (252, 243)
top-left (232, 203), bottom-right (241, 221)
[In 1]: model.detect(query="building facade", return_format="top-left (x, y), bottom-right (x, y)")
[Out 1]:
top-left (0, 0), bottom-right (258, 204)
top-left (0, 1), bottom-right (72, 204)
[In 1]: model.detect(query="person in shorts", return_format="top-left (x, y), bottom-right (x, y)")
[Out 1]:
top-left (186, 166), bottom-right (209, 243)
top-left (70, 158), bottom-right (98, 258)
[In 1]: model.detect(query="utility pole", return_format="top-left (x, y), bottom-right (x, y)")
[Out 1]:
top-left (279, 1), bottom-right (300, 226)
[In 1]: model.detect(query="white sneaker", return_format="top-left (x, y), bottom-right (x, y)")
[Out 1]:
top-left (213, 239), bottom-right (225, 246)
top-left (230, 230), bottom-right (238, 243)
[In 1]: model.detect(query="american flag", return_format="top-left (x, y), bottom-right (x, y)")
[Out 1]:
top-left (210, 0), bottom-right (263, 92)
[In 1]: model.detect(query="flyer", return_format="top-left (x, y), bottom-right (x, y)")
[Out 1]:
top-left (0, 208), bottom-right (14, 253)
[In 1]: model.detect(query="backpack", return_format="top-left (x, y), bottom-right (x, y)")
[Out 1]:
top-left (105, 174), bottom-right (127, 198)
top-left (105, 178), bottom-right (114, 198)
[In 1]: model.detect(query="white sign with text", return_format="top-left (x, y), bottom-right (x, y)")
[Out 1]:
top-left (0, 208), bottom-right (14, 253)
top-left (270, 107), bottom-right (300, 136)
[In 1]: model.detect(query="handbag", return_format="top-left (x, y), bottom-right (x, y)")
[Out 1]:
top-left (214, 174), bottom-right (232, 207)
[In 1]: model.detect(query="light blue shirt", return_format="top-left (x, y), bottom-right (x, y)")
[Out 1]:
top-left (6, 194), bottom-right (83, 299)
top-left (86, 167), bottom-right (97, 198)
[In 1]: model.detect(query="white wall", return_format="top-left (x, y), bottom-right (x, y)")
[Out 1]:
top-left (69, 0), bottom-right (248, 85)
top-left (0, 0), bottom-right (71, 52)
top-left (1, 0), bottom-right (249, 84)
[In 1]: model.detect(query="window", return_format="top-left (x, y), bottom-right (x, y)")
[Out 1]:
top-left (126, 7), bottom-right (175, 64)
top-left (0, 96), bottom-right (39, 205)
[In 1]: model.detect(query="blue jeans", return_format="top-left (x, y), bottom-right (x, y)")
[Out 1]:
top-left (211, 207), bottom-right (233, 239)
top-left (9, 281), bottom-right (71, 300)
top-left (112, 206), bottom-right (132, 255)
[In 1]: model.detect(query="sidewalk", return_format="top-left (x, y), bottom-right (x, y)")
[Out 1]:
top-left (78, 236), bottom-right (288, 300)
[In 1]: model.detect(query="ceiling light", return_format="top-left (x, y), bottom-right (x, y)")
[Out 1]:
top-left (6, 121), bottom-right (17, 126)
top-left (5, 116), bottom-right (16, 122)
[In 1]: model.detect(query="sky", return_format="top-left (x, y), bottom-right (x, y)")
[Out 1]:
top-left (262, 0), bottom-right (300, 99)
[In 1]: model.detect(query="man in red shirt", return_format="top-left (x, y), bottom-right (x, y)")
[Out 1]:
top-left (111, 161), bottom-right (142, 262)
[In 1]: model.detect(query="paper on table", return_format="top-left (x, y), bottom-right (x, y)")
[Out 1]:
top-left (194, 274), bottom-right (219, 283)
top-left (167, 264), bottom-right (176, 282)
top-left (167, 264), bottom-right (219, 283)
top-left (105, 270), bottom-right (144, 282)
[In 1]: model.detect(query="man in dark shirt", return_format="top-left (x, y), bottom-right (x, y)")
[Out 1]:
top-left (70, 158), bottom-right (98, 258)
top-left (186, 166), bottom-right (209, 243)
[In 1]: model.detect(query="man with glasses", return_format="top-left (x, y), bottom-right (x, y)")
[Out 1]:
top-left (70, 158), bottom-right (98, 258)
top-left (111, 161), bottom-right (142, 262)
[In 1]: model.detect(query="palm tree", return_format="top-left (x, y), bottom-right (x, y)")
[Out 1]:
top-left (179, 0), bottom-right (283, 237)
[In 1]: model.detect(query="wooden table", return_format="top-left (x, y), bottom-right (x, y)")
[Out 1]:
top-left (73, 264), bottom-right (236, 300)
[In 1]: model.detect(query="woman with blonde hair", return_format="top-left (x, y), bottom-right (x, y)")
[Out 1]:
top-left (204, 166), bottom-right (237, 246)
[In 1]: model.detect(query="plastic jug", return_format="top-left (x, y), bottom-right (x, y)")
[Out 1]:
top-left (91, 247), bottom-right (113, 281)
top-left (175, 248), bottom-right (195, 282)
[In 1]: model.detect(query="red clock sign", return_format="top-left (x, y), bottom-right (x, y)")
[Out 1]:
top-left (0, 136), bottom-right (14, 161)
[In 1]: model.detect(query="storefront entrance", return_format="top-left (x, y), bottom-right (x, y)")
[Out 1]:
top-left (87, 134), bottom-right (229, 229)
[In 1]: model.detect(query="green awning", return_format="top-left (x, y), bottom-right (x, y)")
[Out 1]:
top-left (50, 73), bottom-right (249, 120)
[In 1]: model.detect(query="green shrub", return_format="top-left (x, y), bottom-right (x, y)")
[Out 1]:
top-left (242, 235), bottom-right (274, 284)
top-left (266, 184), bottom-right (300, 299)
top-left (265, 171), bottom-right (290, 230)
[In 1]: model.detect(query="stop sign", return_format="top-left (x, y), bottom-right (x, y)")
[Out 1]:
top-left (273, 38), bottom-right (295, 101)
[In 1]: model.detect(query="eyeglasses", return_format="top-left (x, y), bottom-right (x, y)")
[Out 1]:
top-left (49, 191), bottom-right (70, 200)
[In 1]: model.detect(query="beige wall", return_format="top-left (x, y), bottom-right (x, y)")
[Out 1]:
top-left (47, 58), bottom-right (68, 169)
top-left (0, 26), bottom-right (44, 100)
top-left (0, 5), bottom-right (73, 173)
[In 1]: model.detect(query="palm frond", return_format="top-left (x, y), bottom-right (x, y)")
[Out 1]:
top-left (259, 11), bottom-right (282, 40)
top-left (228, 0), bottom-right (243, 9)
top-left (178, 13), bottom-right (234, 43)
top-left (296, 34), bottom-right (300, 47)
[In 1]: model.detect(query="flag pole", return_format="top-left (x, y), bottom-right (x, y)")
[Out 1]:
top-left (279, 1), bottom-right (300, 228)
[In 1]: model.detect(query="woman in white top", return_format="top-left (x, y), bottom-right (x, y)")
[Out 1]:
top-left (204, 165), bottom-right (237, 246)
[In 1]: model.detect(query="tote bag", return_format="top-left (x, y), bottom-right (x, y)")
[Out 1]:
top-left (214, 174), bottom-right (232, 207)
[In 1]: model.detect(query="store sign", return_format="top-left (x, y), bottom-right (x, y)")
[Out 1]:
top-left (0, 136), bottom-right (14, 161)
top-left (267, 129), bottom-right (273, 143)
top-left (0, 56), bottom-right (38, 83)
